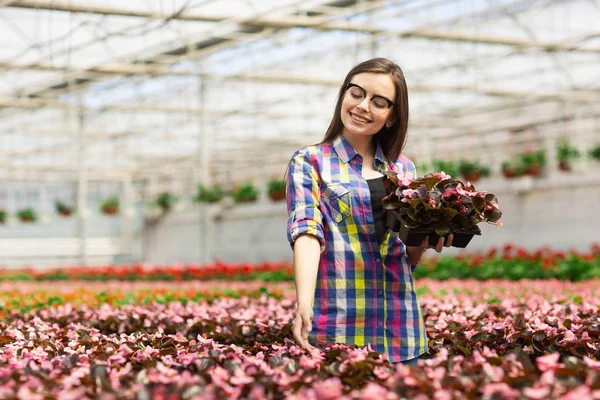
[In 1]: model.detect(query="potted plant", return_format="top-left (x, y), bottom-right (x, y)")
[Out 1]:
top-left (501, 160), bottom-right (523, 178)
top-left (556, 139), bottom-right (580, 171)
top-left (431, 159), bottom-right (460, 180)
top-left (100, 197), bottom-right (119, 216)
top-left (589, 144), bottom-right (600, 161)
top-left (156, 192), bottom-right (177, 212)
top-left (382, 171), bottom-right (502, 248)
top-left (458, 159), bottom-right (491, 183)
top-left (518, 149), bottom-right (546, 177)
top-left (232, 183), bottom-right (259, 204)
top-left (0, 209), bottom-right (5, 224)
top-left (17, 207), bottom-right (37, 223)
top-left (267, 179), bottom-right (286, 201)
top-left (55, 201), bottom-right (74, 217)
top-left (195, 184), bottom-right (223, 204)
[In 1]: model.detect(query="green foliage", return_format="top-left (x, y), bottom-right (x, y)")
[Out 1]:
top-left (16, 207), bottom-right (37, 223)
top-left (458, 159), bottom-right (491, 177)
top-left (589, 144), bottom-right (600, 161)
top-left (156, 192), bottom-right (177, 211)
top-left (412, 254), bottom-right (600, 281)
top-left (0, 209), bottom-right (5, 224)
top-left (431, 159), bottom-right (460, 179)
top-left (195, 184), bottom-right (222, 203)
top-left (55, 201), bottom-right (74, 216)
top-left (232, 183), bottom-right (259, 203)
top-left (556, 139), bottom-right (580, 162)
top-left (267, 179), bottom-right (286, 196)
top-left (518, 149), bottom-right (546, 168)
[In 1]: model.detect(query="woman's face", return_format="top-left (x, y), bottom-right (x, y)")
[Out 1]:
top-left (340, 72), bottom-right (396, 140)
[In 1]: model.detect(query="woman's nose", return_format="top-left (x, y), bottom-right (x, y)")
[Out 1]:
top-left (356, 97), bottom-right (370, 112)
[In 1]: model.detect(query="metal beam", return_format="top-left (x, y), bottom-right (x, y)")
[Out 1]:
top-left (7, 0), bottom-right (600, 54)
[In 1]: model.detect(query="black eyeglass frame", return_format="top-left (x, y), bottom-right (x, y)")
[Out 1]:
top-left (344, 82), bottom-right (395, 109)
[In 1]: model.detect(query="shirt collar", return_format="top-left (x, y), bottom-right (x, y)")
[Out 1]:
top-left (332, 134), bottom-right (388, 166)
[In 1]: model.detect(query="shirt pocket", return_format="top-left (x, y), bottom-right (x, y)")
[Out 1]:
top-left (321, 183), bottom-right (352, 223)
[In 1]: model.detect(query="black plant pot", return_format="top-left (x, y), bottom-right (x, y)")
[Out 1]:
top-left (387, 211), bottom-right (481, 248)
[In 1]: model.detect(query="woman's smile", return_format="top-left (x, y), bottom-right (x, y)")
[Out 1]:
top-left (349, 112), bottom-right (371, 125)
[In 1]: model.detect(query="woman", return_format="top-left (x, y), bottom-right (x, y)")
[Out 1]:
top-left (285, 58), bottom-right (453, 365)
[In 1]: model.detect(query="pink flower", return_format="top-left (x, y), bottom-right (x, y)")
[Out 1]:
top-left (313, 377), bottom-right (343, 400)
top-left (398, 172), bottom-right (414, 186)
top-left (536, 353), bottom-right (560, 372)
top-left (523, 386), bottom-right (551, 399)
top-left (401, 188), bottom-right (418, 198)
top-left (481, 383), bottom-right (519, 399)
top-left (359, 382), bottom-right (389, 398)
top-left (434, 171), bottom-right (451, 180)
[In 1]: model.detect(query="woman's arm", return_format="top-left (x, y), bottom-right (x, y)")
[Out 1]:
top-left (291, 234), bottom-right (321, 352)
top-left (293, 234), bottom-right (321, 310)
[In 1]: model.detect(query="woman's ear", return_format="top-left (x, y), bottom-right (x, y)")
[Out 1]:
top-left (386, 119), bottom-right (395, 129)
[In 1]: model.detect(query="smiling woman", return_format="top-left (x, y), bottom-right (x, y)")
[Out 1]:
top-left (285, 58), bottom-right (455, 366)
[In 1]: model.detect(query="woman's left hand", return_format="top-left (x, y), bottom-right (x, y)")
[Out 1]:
top-left (420, 234), bottom-right (454, 253)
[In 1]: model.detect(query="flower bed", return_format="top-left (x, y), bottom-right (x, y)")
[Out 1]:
top-left (0, 280), bottom-right (599, 398)
top-left (1, 243), bottom-right (598, 282)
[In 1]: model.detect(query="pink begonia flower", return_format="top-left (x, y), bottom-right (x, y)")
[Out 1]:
top-left (523, 386), bottom-right (551, 399)
top-left (247, 384), bottom-right (267, 400)
top-left (561, 330), bottom-right (577, 343)
top-left (433, 390), bottom-right (453, 400)
top-left (401, 188), bottom-right (418, 198)
top-left (17, 385), bottom-right (44, 400)
top-left (299, 355), bottom-right (322, 369)
top-left (359, 382), bottom-right (394, 399)
top-left (481, 383), bottom-right (520, 399)
top-left (583, 356), bottom-right (600, 368)
top-left (427, 366), bottom-right (446, 381)
top-left (482, 363), bottom-right (504, 382)
top-left (562, 385), bottom-right (592, 400)
top-left (55, 387), bottom-right (88, 400)
top-left (313, 377), bottom-right (343, 400)
top-left (373, 366), bottom-right (391, 380)
top-left (442, 188), bottom-right (456, 199)
top-left (229, 368), bottom-right (255, 386)
top-left (397, 172), bottom-right (414, 186)
top-left (536, 353), bottom-right (560, 372)
top-left (434, 171), bottom-right (451, 180)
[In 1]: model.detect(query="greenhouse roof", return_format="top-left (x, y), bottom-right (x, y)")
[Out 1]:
top-left (0, 0), bottom-right (598, 190)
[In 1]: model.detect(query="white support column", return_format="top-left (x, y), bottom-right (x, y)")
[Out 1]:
top-left (76, 106), bottom-right (89, 266)
top-left (198, 76), bottom-right (213, 264)
top-left (120, 176), bottom-right (134, 260)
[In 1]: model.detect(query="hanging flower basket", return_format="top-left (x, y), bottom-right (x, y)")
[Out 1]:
top-left (17, 208), bottom-right (37, 223)
top-left (55, 201), bottom-right (74, 218)
top-left (382, 171), bottom-right (502, 249)
top-left (458, 160), bottom-right (490, 183)
top-left (100, 197), bottom-right (120, 216)
top-left (232, 183), bottom-right (259, 204)
top-left (267, 179), bottom-right (286, 201)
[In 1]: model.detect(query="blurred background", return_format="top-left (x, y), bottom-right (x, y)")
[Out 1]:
top-left (0, 0), bottom-right (598, 268)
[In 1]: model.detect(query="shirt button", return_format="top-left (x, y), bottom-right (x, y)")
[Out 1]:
top-left (378, 290), bottom-right (383, 295)
top-left (376, 258), bottom-right (381, 263)
top-left (377, 322), bottom-right (383, 327)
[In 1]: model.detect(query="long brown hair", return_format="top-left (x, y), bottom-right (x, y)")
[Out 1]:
top-left (319, 57), bottom-right (409, 162)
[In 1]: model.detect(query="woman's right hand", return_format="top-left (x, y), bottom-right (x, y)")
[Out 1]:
top-left (292, 305), bottom-right (315, 353)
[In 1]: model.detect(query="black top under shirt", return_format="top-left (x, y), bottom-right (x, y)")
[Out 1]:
top-left (366, 176), bottom-right (387, 245)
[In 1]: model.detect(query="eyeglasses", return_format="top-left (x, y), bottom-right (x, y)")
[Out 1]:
top-left (344, 82), bottom-right (394, 115)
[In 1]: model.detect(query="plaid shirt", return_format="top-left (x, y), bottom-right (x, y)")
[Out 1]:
top-left (286, 134), bottom-right (427, 362)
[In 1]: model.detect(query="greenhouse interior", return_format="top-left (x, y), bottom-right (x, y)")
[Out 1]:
top-left (0, 0), bottom-right (599, 398)
top-left (0, 0), bottom-right (598, 267)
